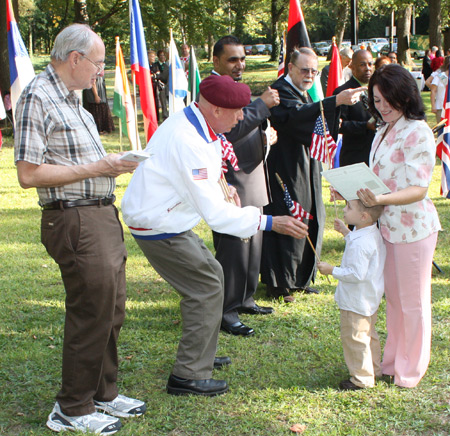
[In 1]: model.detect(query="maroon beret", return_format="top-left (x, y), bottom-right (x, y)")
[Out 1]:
top-left (200, 74), bottom-right (251, 108)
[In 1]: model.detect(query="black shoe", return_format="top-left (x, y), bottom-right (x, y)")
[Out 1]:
top-left (297, 286), bottom-right (319, 294)
top-left (167, 374), bottom-right (228, 396)
top-left (213, 356), bottom-right (231, 369)
top-left (221, 321), bottom-right (255, 337)
top-left (238, 304), bottom-right (274, 315)
top-left (266, 285), bottom-right (295, 303)
top-left (339, 379), bottom-right (363, 390)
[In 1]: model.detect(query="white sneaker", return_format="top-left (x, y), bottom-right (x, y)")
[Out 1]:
top-left (46, 402), bottom-right (122, 434)
top-left (94, 394), bottom-right (146, 418)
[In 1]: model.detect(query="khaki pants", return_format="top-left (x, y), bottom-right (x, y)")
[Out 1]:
top-left (136, 230), bottom-right (224, 379)
top-left (41, 205), bottom-right (127, 416)
top-left (340, 309), bottom-right (382, 388)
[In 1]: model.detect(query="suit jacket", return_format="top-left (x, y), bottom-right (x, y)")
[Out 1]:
top-left (333, 76), bottom-right (375, 166)
top-left (224, 98), bottom-right (271, 207)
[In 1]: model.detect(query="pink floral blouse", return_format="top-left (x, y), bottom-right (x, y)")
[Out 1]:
top-left (369, 116), bottom-right (441, 244)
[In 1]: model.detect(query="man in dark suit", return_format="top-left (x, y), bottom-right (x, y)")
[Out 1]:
top-left (333, 49), bottom-right (376, 167)
top-left (261, 48), bottom-right (364, 302)
top-left (212, 35), bottom-right (278, 336)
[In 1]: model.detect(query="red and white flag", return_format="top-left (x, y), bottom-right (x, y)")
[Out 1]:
top-left (310, 115), bottom-right (337, 167)
top-left (283, 183), bottom-right (313, 220)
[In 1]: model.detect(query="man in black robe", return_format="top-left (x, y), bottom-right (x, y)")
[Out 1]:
top-left (261, 47), bottom-right (364, 302)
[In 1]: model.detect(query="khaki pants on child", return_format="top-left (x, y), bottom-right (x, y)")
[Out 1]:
top-left (340, 309), bottom-right (382, 388)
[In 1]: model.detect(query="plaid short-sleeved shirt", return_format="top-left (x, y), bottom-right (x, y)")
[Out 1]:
top-left (14, 64), bottom-right (115, 204)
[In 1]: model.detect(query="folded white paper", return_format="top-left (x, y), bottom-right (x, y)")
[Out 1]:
top-left (321, 162), bottom-right (391, 201)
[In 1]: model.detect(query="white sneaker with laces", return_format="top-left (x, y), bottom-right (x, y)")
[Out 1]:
top-left (46, 402), bottom-right (122, 433)
top-left (94, 394), bottom-right (146, 418)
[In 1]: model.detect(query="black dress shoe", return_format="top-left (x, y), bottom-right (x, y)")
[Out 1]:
top-left (214, 356), bottom-right (231, 369)
top-left (297, 286), bottom-right (319, 294)
top-left (238, 304), bottom-right (274, 315)
top-left (221, 321), bottom-right (255, 337)
top-left (339, 379), bottom-right (363, 390)
top-left (167, 374), bottom-right (228, 396)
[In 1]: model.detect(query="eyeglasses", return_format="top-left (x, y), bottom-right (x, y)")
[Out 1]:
top-left (292, 64), bottom-right (319, 76)
top-left (80, 53), bottom-right (105, 75)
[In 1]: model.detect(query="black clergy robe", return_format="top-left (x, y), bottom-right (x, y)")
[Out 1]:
top-left (261, 76), bottom-right (339, 289)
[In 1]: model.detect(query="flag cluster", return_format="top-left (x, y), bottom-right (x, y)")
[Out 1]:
top-left (283, 183), bottom-right (313, 220)
top-left (436, 64), bottom-right (450, 198)
top-left (310, 115), bottom-right (337, 166)
top-left (217, 133), bottom-right (240, 173)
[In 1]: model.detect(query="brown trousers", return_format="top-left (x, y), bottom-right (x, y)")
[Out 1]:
top-left (41, 205), bottom-right (127, 416)
top-left (136, 230), bottom-right (224, 379)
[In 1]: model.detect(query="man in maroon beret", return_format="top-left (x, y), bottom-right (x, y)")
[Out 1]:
top-left (121, 73), bottom-right (308, 397)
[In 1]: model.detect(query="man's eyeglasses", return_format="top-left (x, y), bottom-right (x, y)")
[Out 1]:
top-left (80, 53), bottom-right (105, 75)
top-left (292, 64), bottom-right (319, 76)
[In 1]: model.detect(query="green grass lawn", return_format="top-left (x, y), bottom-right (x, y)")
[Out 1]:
top-left (0, 59), bottom-right (449, 435)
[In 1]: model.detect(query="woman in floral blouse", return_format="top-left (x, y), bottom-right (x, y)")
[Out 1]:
top-left (357, 64), bottom-right (441, 388)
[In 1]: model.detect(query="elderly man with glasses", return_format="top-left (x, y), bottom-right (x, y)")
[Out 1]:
top-left (14, 24), bottom-right (145, 434)
top-left (261, 47), bottom-right (364, 303)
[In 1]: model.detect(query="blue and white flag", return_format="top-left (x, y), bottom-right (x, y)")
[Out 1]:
top-left (7, 0), bottom-right (35, 123)
top-left (169, 34), bottom-right (188, 115)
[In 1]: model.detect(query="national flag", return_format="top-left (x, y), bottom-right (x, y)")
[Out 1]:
top-left (169, 34), bottom-right (188, 115)
top-left (130, 0), bottom-right (158, 142)
top-left (326, 41), bottom-right (343, 97)
top-left (113, 37), bottom-right (141, 151)
top-left (285, 0), bottom-right (310, 67)
top-left (283, 183), bottom-right (313, 220)
top-left (187, 45), bottom-right (201, 104)
top-left (284, 0), bottom-right (322, 102)
top-left (436, 64), bottom-right (450, 198)
top-left (310, 114), bottom-right (337, 166)
top-left (217, 133), bottom-right (239, 173)
top-left (192, 168), bottom-right (208, 180)
top-left (278, 31), bottom-right (286, 78)
top-left (6, 0), bottom-right (35, 123)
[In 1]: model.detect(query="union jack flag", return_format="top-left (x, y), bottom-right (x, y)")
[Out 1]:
top-left (310, 114), bottom-right (337, 166)
top-left (217, 133), bottom-right (239, 173)
top-left (436, 64), bottom-right (450, 199)
top-left (283, 183), bottom-right (313, 220)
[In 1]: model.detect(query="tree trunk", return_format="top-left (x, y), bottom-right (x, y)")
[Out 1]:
top-left (74, 0), bottom-right (90, 25)
top-left (443, 27), bottom-right (450, 52)
top-left (428, 0), bottom-right (442, 49)
top-left (397, 4), bottom-right (414, 67)
top-left (334, 0), bottom-right (349, 48)
top-left (269, 0), bottom-right (286, 63)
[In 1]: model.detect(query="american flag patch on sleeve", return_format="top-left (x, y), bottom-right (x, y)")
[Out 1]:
top-left (192, 168), bottom-right (208, 180)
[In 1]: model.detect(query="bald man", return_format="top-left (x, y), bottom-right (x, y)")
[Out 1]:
top-left (121, 74), bottom-right (308, 397)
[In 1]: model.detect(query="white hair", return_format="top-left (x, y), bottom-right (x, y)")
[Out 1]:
top-left (340, 47), bottom-right (353, 59)
top-left (51, 24), bottom-right (97, 61)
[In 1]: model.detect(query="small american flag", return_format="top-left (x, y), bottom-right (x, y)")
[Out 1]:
top-left (277, 31), bottom-right (285, 78)
top-left (192, 168), bottom-right (208, 180)
top-left (283, 184), bottom-right (313, 220)
top-left (217, 133), bottom-right (239, 173)
top-left (310, 115), bottom-right (337, 166)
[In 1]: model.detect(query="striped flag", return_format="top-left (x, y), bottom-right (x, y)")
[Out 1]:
top-left (277, 31), bottom-right (286, 78)
top-left (187, 45), bottom-right (201, 104)
top-left (169, 34), bottom-right (188, 115)
top-left (113, 37), bottom-right (141, 151)
top-left (326, 41), bottom-right (343, 97)
top-left (436, 64), bottom-right (450, 198)
top-left (217, 133), bottom-right (239, 173)
top-left (130, 0), bottom-right (158, 142)
top-left (283, 183), bottom-right (313, 220)
top-left (6, 0), bottom-right (35, 123)
top-left (310, 114), bottom-right (337, 166)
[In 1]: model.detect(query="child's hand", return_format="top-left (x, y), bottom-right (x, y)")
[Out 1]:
top-left (334, 218), bottom-right (349, 235)
top-left (318, 261), bottom-right (334, 276)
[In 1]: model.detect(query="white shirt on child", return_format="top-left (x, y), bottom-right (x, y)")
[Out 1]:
top-left (332, 224), bottom-right (386, 316)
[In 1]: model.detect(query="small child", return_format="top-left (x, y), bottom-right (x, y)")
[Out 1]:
top-left (318, 199), bottom-right (386, 390)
